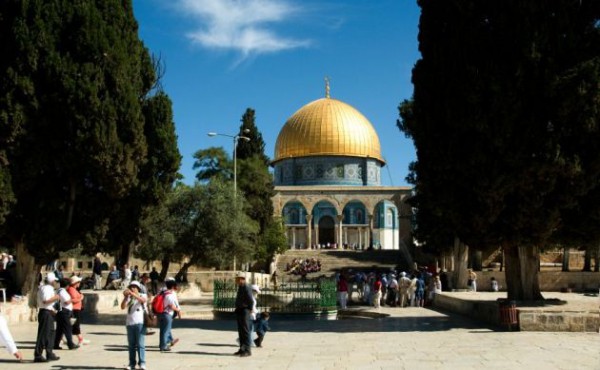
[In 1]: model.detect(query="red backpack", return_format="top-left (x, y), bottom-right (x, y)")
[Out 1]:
top-left (151, 290), bottom-right (171, 314)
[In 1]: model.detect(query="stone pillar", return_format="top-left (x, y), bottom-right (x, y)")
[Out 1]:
top-left (291, 227), bottom-right (296, 249)
top-left (315, 226), bottom-right (319, 249)
top-left (358, 227), bottom-right (362, 249)
top-left (344, 227), bottom-right (348, 246)
top-left (336, 215), bottom-right (344, 249)
top-left (368, 214), bottom-right (374, 249)
top-left (305, 215), bottom-right (312, 249)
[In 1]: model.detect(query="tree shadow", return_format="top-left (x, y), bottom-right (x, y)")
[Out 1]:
top-left (196, 342), bottom-right (237, 347)
top-left (174, 350), bottom-right (233, 357)
top-left (181, 308), bottom-right (496, 334)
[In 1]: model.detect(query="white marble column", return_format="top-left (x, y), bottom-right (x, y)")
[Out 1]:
top-left (305, 215), bottom-right (312, 249)
top-left (336, 215), bottom-right (344, 248)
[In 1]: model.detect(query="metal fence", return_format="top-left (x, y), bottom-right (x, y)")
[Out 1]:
top-left (213, 278), bottom-right (337, 314)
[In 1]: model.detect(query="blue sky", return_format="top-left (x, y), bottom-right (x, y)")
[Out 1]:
top-left (132, 0), bottom-right (420, 186)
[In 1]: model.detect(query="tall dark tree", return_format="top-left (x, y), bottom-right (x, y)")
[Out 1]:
top-left (236, 108), bottom-right (269, 165)
top-left (400, 0), bottom-right (600, 300)
top-left (235, 108), bottom-right (274, 234)
top-left (100, 91), bottom-right (181, 264)
top-left (0, 0), bottom-right (176, 294)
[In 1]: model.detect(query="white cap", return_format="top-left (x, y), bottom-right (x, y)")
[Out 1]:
top-left (46, 272), bottom-right (57, 282)
top-left (251, 284), bottom-right (261, 293)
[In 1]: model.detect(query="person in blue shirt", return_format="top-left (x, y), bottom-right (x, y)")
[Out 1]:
top-left (415, 274), bottom-right (426, 307)
top-left (253, 312), bottom-right (270, 348)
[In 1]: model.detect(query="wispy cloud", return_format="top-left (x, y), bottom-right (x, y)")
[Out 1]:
top-left (175, 0), bottom-right (311, 58)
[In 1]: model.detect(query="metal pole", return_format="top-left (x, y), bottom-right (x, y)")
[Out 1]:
top-left (233, 136), bottom-right (237, 270)
top-left (233, 136), bottom-right (238, 199)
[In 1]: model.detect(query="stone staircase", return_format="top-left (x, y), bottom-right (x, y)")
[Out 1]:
top-left (276, 249), bottom-right (406, 280)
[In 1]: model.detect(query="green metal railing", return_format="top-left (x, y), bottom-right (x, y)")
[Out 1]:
top-left (214, 278), bottom-right (337, 314)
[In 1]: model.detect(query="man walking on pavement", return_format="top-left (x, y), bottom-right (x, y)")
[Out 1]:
top-left (233, 272), bottom-right (253, 357)
top-left (34, 272), bottom-right (61, 363)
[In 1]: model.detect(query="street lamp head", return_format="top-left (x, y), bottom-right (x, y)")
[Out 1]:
top-left (242, 128), bottom-right (251, 134)
top-left (207, 132), bottom-right (217, 137)
top-left (239, 136), bottom-right (251, 142)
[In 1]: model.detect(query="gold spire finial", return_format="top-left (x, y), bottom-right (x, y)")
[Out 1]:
top-left (324, 76), bottom-right (330, 98)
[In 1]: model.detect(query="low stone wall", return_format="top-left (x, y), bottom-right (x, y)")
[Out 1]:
top-left (432, 293), bottom-right (501, 327)
top-left (432, 292), bottom-right (600, 332)
top-left (0, 299), bottom-right (34, 325)
top-left (519, 309), bottom-right (599, 332)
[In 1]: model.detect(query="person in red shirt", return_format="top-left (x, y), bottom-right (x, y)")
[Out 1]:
top-left (372, 275), bottom-right (383, 308)
top-left (67, 276), bottom-right (87, 345)
top-left (337, 274), bottom-right (348, 309)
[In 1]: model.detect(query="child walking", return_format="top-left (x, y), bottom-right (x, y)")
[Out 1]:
top-left (253, 312), bottom-right (270, 348)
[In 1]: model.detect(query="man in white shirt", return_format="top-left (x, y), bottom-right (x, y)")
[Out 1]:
top-left (0, 314), bottom-right (22, 361)
top-left (34, 272), bottom-right (61, 363)
top-left (53, 278), bottom-right (79, 350)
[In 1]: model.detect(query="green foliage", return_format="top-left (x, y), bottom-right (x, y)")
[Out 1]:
top-left (140, 180), bottom-right (259, 270)
top-left (237, 156), bottom-right (274, 233)
top-left (236, 108), bottom-right (269, 165)
top-left (193, 147), bottom-right (232, 183)
top-left (0, 0), bottom-right (180, 264)
top-left (261, 217), bottom-right (289, 256)
top-left (401, 0), bottom-right (600, 299)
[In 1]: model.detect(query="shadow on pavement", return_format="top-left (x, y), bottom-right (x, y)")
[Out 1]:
top-left (51, 366), bottom-right (123, 370)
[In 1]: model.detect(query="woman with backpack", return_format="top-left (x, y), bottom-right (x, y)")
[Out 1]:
top-left (121, 281), bottom-right (147, 370)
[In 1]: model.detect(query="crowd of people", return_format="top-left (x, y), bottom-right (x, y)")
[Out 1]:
top-left (0, 260), bottom-right (187, 368)
top-left (335, 268), bottom-right (444, 309)
top-left (284, 258), bottom-right (322, 276)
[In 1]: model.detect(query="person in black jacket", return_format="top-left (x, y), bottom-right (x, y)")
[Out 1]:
top-left (233, 272), bottom-right (253, 357)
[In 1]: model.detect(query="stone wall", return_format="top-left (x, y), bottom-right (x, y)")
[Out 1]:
top-left (519, 310), bottom-right (599, 332)
top-left (447, 271), bottom-right (600, 292)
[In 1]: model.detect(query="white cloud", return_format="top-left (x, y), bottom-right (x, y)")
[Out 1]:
top-left (176, 0), bottom-right (311, 57)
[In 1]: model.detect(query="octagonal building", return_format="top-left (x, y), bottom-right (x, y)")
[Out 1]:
top-left (271, 86), bottom-right (412, 250)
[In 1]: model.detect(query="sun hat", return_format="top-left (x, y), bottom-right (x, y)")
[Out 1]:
top-left (235, 271), bottom-right (246, 279)
top-left (70, 276), bottom-right (82, 285)
top-left (128, 281), bottom-right (141, 289)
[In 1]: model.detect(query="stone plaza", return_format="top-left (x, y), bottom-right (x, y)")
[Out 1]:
top-left (2, 295), bottom-right (599, 370)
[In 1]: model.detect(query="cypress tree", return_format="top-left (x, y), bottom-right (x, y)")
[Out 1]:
top-left (0, 0), bottom-right (180, 294)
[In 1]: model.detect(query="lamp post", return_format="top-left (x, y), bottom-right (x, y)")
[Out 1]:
top-left (207, 130), bottom-right (250, 271)
top-left (207, 130), bottom-right (250, 198)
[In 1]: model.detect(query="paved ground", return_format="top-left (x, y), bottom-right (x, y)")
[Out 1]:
top-left (2, 306), bottom-right (599, 370)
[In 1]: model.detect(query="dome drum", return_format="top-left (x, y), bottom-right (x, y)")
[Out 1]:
top-left (273, 156), bottom-right (382, 186)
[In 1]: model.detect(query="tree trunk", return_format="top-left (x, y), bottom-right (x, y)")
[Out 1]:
top-left (504, 244), bottom-right (544, 301)
top-left (175, 261), bottom-right (193, 283)
top-left (14, 240), bottom-right (43, 316)
top-left (451, 237), bottom-right (469, 289)
top-left (582, 246), bottom-right (591, 272)
top-left (561, 246), bottom-right (570, 272)
top-left (159, 256), bottom-right (170, 281)
top-left (470, 249), bottom-right (482, 271)
top-left (594, 242), bottom-right (600, 273)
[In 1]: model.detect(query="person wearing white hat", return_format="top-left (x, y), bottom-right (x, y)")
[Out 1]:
top-left (233, 272), bottom-right (253, 357)
top-left (34, 272), bottom-right (61, 363)
top-left (121, 280), bottom-right (147, 370)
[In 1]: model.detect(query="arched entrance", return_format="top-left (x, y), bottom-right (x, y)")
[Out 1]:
top-left (318, 216), bottom-right (335, 246)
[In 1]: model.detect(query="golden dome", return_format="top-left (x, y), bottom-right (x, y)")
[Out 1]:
top-left (273, 97), bottom-right (385, 164)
